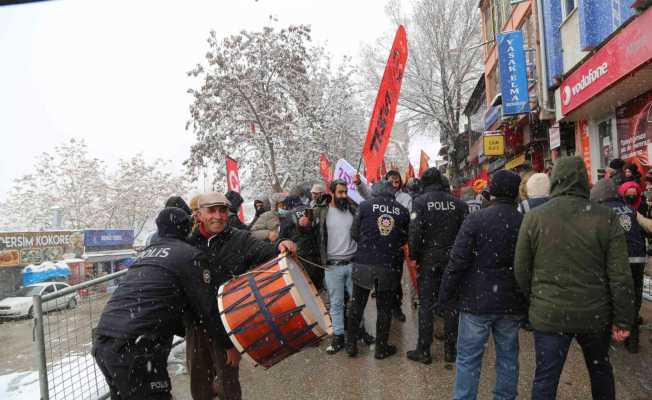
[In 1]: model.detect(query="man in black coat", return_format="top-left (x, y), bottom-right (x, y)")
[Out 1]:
top-left (346, 181), bottom-right (410, 359)
top-left (439, 170), bottom-right (526, 399)
top-left (406, 168), bottom-right (468, 364)
top-left (225, 191), bottom-right (249, 231)
top-left (279, 195), bottom-right (323, 290)
top-left (92, 207), bottom-right (223, 400)
top-left (185, 192), bottom-right (296, 400)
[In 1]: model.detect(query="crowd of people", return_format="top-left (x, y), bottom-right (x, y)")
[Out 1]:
top-left (91, 155), bottom-right (649, 400)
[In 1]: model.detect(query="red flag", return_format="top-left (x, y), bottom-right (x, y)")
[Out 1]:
top-left (362, 26), bottom-right (408, 182)
top-left (380, 160), bottom-right (387, 177)
top-left (226, 157), bottom-right (245, 222)
top-left (405, 162), bottom-right (415, 182)
top-left (418, 151), bottom-right (430, 178)
top-left (319, 153), bottom-right (332, 190)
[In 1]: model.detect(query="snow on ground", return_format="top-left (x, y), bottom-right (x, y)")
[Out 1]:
top-left (0, 370), bottom-right (40, 400)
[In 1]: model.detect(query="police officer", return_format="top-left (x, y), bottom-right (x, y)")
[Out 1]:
top-left (279, 195), bottom-right (323, 290)
top-left (346, 181), bottom-right (409, 359)
top-left (92, 207), bottom-right (225, 400)
top-left (406, 168), bottom-right (468, 364)
top-left (186, 192), bottom-right (296, 400)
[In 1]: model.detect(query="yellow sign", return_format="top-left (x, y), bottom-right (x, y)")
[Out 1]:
top-left (505, 153), bottom-right (527, 170)
top-left (483, 135), bottom-right (505, 156)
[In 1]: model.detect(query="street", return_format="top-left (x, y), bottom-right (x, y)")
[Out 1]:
top-left (1, 286), bottom-right (651, 399)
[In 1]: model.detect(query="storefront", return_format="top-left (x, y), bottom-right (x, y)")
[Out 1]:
top-left (557, 5), bottom-right (652, 182)
top-left (82, 229), bottom-right (135, 280)
top-left (0, 231), bottom-right (84, 297)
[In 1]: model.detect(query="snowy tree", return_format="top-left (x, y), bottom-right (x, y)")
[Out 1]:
top-left (104, 155), bottom-right (188, 238)
top-left (186, 25), bottom-right (367, 194)
top-left (361, 0), bottom-right (482, 172)
top-left (0, 139), bottom-right (187, 237)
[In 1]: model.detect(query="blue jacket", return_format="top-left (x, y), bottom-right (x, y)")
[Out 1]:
top-left (351, 183), bottom-right (409, 267)
top-left (439, 199), bottom-right (527, 315)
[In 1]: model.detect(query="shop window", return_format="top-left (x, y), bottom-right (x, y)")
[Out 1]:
top-left (562, 0), bottom-right (577, 20)
top-left (598, 119), bottom-right (613, 170)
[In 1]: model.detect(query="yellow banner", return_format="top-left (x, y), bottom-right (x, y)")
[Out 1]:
top-left (483, 135), bottom-right (505, 156)
top-left (505, 153), bottom-right (527, 170)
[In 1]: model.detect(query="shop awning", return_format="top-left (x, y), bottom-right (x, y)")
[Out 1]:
top-left (82, 249), bottom-right (137, 263)
top-left (559, 6), bottom-right (652, 121)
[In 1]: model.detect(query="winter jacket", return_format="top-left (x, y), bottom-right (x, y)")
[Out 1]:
top-left (186, 225), bottom-right (279, 346)
top-left (408, 184), bottom-right (468, 267)
top-left (591, 179), bottom-right (646, 264)
top-left (313, 201), bottom-right (357, 265)
top-left (96, 237), bottom-right (229, 345)
top-left (279, 206), bottom-right (320, 260)
top-left (351, 183), bottom-right (409, 267)
top-left (439, 199), bottom-right (526, 315)
top-left (514, 156), bottom-right (634, 333)
top-left (228, 212), bottom-right (249, 231)
top-left (250, 210), bottom-right (280, 241)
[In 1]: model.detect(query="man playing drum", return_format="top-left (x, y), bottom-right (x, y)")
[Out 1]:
top-left (186, 192), bottom-right (296, 400)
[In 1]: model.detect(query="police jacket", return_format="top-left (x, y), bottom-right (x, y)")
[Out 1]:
top-left (439, 199), bottom-right (527, 315)
top-left (279, 206), bottom-right (320, 260)
top-left (351, 183), bottom-right (409, 267)
top-left (408, 184), bottom-right (468, 266)
top-left (95, 237), bottom-right (229, 346)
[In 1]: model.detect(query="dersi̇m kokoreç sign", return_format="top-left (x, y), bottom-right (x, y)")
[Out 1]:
top-left (497, 31), bottom-right (530, 116)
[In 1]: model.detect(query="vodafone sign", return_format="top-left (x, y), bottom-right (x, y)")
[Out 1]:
top-left (560, 6), bottom-right (652, 115)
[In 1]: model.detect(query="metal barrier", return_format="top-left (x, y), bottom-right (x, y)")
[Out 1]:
top-left (32, 270), bottom-right (127, 400)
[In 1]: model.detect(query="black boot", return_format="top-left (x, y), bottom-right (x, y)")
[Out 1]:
top-left (326, 335), bottom-right (345, 355)
top-left (406, 347), bottom-right (432, 364)
top-left (375, 343), bottom-right (397, 359)
top-left (444, 344), bottom-right (457, 363)
top-left (345, 337), bottom-right (358, 357)
top-left (625, 332), bottom-right (639, 354)
top-left (392, 307), bottom-right (406, 323)
top-left (359, 326), bottom-right (375, 346)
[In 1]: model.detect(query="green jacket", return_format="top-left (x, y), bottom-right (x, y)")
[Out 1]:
top-left (514, 156), bottom-right (634, 333)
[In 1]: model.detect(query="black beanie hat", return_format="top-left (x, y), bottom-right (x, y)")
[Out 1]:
top-left (489, 170), bottom-right (521, 199)
top-left (421, 167), bottom-right (443, 187)
top-left (156, 207), bottom-right (191, 239)
top-left (609, 158), bottom-right (625, 170)
top-left (282, 195), bottom-right (304, 210)
top-left (164, 196), bottom-right (191, 216)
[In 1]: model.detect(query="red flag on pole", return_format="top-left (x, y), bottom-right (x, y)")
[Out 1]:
top-left (362, 26), bottom-right (408, 182)
top-left (418, 151), bottom-right (430, 178)
top-left (226, 157), bottom-right (245, 222)
top-left (319, 153), bottom-right (332, 190)
top-left (405, 162), bottom-right (415, 182)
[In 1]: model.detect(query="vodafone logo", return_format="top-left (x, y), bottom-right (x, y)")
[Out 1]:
top-left (562, 85), bottom-right (572, 106)
top-left (228, 170), bottom-right (240, 192)
top-left (562, 62), bottom-right (609, 109)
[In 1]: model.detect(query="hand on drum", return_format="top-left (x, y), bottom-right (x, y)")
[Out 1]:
top-left (226, 347), bottom-right (241, 367)
top-left (278, 240), bottom-right (297, 255)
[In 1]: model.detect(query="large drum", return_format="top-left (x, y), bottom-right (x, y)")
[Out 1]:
top-left (217, 255), bottom-right (332, 368)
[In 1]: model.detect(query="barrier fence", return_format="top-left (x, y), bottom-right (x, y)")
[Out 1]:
top-left (32, 270), bottom-right (127, 400)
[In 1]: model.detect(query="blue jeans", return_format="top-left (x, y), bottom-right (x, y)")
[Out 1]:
top-left (454, 312), bottom-right (522, 400)
top-left (532, 329), bottom-right (614, 400)
top-left (324, 264), bottom-right (353, 336)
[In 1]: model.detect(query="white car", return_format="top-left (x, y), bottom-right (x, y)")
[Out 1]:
top-left (0, 282), bottom-right (80, 319)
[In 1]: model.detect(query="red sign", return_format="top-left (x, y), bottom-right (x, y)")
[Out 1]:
top-left (362, 25), bottom-right (408, 182)
top-left (616, 90), bottom-right (652, 173)
top-left (418, 150), bottom-right (430, 178)
top-left (560, 6), bottom-right (652, 115)
top-left (319, 153), bottom-right (332, 189)
top-left (226, 157), bottom-right (244, 222)
top-left (577, 121), bottom-right (593, 184)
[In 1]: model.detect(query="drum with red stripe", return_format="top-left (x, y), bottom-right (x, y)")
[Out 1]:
top-left (217, 255), bottom-right (332, 368)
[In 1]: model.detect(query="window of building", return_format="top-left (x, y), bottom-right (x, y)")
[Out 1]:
top-left (481, 5), bottom-right (495, 56)
top-left (562, 0), bottom-right (577, 19)
top-left (598, 119), bottom-right (614, 169)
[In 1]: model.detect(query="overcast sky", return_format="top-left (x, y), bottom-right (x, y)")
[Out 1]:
top-left (0, 0), bottom-right (438, 201)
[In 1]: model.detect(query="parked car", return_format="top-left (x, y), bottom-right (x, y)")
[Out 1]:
top-left (0, 282), bottom-right (79, 319)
